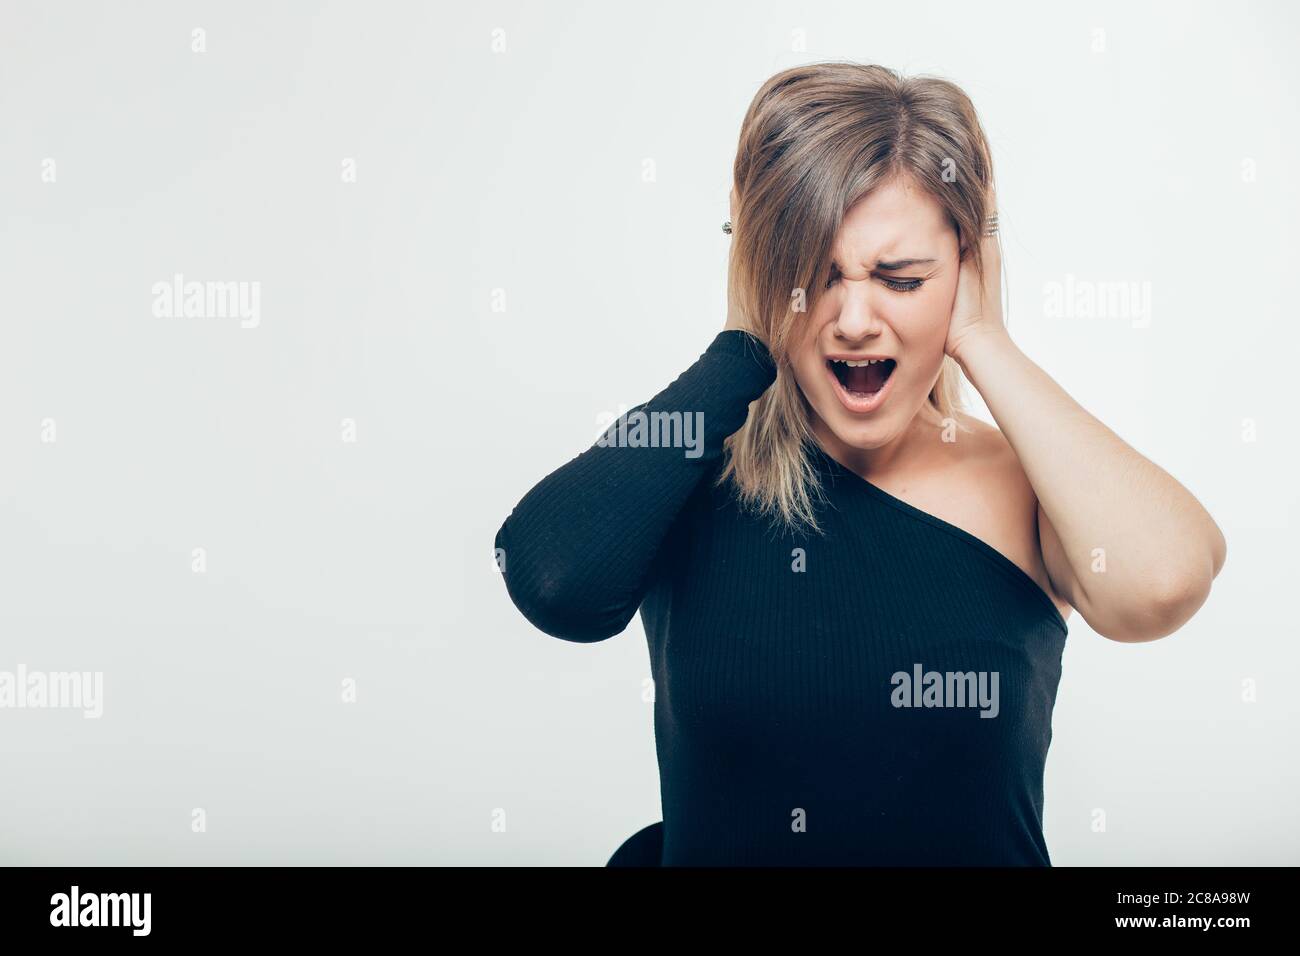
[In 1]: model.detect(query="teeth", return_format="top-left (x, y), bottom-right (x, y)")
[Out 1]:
top-left (831, 358), bottom-right (889, 366)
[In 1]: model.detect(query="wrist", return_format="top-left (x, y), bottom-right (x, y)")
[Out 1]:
top-left (712, 328), bottom-right (776, 375)
top-left (951, 324), bottom-right (1015, 377)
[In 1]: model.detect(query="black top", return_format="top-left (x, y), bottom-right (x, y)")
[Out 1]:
top-left (495, 330), bottom-right (1069, 866)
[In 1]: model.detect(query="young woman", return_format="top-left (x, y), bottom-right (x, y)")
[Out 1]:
top-left (494, 62), bottom-right (1226, 866)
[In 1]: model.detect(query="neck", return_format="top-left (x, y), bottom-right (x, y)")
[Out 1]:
top-left (811, 401), bottom-right (947, 479)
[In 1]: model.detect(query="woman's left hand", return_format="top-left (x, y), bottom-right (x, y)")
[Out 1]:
top-left (945, 185), bottom-right (1009, 363)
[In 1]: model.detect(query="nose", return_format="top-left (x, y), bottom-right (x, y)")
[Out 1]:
top-left (832, 284), bottom-right (884, 344)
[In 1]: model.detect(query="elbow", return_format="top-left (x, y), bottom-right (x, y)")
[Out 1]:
top-left (1209, 522), bottom-right (1228, 578)
top-left (1096, 567), bottom-right (1217, 643)
top-left (494, 527), bottom-right (632, 643)
top-left (504, 571), bottom-right (631, 643)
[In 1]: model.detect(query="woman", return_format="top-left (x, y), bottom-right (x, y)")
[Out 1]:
top-left (494, 62), bottom-right (1226, 866)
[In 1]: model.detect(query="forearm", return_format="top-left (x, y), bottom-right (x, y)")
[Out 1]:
top-left (495, 330), bottom-right (775, 642)
top-left (953, 327), bottom-right (1226, 635)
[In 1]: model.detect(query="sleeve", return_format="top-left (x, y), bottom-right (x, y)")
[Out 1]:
top-left (493, 329), bottom-right (776, 642)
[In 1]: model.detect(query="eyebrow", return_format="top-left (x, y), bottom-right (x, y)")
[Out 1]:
top-left (832, 257), bottom-right (936, 271)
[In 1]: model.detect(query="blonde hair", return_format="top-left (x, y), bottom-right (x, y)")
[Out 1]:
top-left (718, 62), bottom-right (997, 534)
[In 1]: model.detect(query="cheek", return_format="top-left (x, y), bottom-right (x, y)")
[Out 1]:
top-left (788, 332), bottom-right (837, 403)
top-left (892, 286), bottom-right (954, 345)
top-left (790, 341), bottom-right (824, 396)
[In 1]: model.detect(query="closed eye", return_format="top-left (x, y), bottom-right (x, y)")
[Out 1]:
top-left (825, 268), bottom-right (926, 293)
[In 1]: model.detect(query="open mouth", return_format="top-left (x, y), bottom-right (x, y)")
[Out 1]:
top-left (827, 357), bottom-right (896, 398)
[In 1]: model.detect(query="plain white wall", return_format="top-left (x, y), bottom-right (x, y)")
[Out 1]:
top-left (0, 0), bottom-right (1296, 864)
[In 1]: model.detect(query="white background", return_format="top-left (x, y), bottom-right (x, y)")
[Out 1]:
top-left (1, 0), bottom-right (1296, 864)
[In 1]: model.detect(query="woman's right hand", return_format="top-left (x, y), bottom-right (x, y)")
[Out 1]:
top-left (723, 186), bottom-right (751, 335)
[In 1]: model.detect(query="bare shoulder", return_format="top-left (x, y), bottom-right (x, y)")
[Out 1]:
top-left (949, 411), bottom-right (1029, 490)
top-left (937, 412), bottom-right (1035, 529)
top-left (942, 411), bottom-right (1072, 621)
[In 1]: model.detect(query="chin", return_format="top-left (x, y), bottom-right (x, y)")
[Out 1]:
top-left (818, 415), bottom-right (898, 451)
